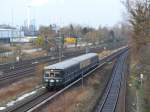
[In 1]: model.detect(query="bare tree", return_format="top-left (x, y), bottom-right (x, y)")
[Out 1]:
top-left (38, 26), bottom-right (56, 53)
top-left (125, 1), bottom-right (150, 111)
top-left (125, 0), bottom-right (150, 50)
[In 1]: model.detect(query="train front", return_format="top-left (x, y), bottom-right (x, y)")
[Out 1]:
top-left (43, 69), bottom-right (63, 90)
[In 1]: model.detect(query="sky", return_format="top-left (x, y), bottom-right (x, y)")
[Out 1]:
top-left (0, 0), bottom-right (125, 28)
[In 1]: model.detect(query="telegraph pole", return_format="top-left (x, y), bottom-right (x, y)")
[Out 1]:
top-left (58, 31), bottom-right (61, 62)
top-left (82, 71), bottom-right (84, 88)
top-left (57, 30), bottom-right (63, 62)
top-left (27, 5), bottom-right (31, 29)
top-left (11, 8), bottom-right (14, 26)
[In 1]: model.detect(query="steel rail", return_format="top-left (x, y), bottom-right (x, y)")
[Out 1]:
top-left (94, 51), bottom-right (128, 112)
top-left (11, 48), bottom-right (128, 112)
top-left (1, 47), bottom-right (128, 112)
top-left (0, 47), bottom-right (103, 71)
top-left (0, 47), bottom-right (126, 88)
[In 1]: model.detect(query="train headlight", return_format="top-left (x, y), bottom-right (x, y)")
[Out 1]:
top-left (45, 79), bottom-right (49, 82)
top-left (56, 80), bottom-right (59, 82)
top-left (50, 79), bottom-right (54, 82)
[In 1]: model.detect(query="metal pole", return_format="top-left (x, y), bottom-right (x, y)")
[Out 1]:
top-left (140, 74), bottom-right (144, 87)
top-left (85, 39), bottom-right (88, 54)
top-left (82, 71), bottom-right (84, 88)
top-left (136, 91), bottom-right (140, 112)
top-left (11, 8), bottom-right (14, 26)
top-left (63, 92), bottom-right (66, 112)
top-left (59, 31), bottom-right (62, 62)
top-left (59, 44), bottom-right (61, 62)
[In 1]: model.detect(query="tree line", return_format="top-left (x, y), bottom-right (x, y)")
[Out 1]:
top-left (34, 23), bottom-right (129, 50)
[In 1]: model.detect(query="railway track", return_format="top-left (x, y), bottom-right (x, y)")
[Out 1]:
top-left (3, 89), bottom-right (54, 112)
top-left (1, 47), bottom-right (129, 112)
top-left (0, 46), bottom-right (103, 73)
top-left (0, 47), bottom-right (104, 87)
top-left (0, 53), bottom-right (85, 87)
top-left (0, 46), bottom-right (102, 72)
top-left (94, 51), bottom-right (128, 112)
top-left (0, 47), bottom-right (128, 88)
top-left (0, 67), bottom-right (35, 87)
top-left (0, 51), bottom-right (79, 72)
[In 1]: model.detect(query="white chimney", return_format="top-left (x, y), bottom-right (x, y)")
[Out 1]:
top-left (27, 6), bottom-right (31, 28)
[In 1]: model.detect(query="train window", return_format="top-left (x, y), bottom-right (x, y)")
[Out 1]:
top-left (55, 73), bottom-right (59, 77)
top-left (45, 73), bottom-right (49, 77)
top-left (50, 73), bottom-right (55, 77)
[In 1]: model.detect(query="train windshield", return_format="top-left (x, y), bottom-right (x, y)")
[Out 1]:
top-left (44, 71), bottom-right (50, 77)
top-left (55, 72), bottom-right (61, 77)
top-left (44, 70), bottom-right (62, 77)
top-left (50, 73), bottom-right (55, 77)
top-left (54, 70), bottom-right (63, 77)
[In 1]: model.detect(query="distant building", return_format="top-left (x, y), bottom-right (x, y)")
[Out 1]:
top-left (22, 19), bottom-right (38, 37)
top-left (0, 25), bottom-right (24, 43)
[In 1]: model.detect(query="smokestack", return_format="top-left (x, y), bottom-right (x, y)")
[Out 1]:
top-left (11, 8), bottom-right (14, 26)
top-left (27, 5), bottom-right (31, 28)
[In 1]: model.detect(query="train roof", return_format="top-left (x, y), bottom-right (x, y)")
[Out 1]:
top-left (44, 53), bottom-right (98, 70)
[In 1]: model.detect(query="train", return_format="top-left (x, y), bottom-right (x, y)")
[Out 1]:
top-left (43, 53), bottom-right (99, 90)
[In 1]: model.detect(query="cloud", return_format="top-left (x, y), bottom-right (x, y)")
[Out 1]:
top-left (29, 0), bottom-right (49, 7)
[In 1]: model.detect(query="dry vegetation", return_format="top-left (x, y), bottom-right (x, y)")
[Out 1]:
top-left (26, 50), bottom-right (47, 58)
top-left (0, 64), bottom-right (45, 106)
top-left (0, 56), bottom-right (16, 64)
top-left (37, 62), bottom-right (114, 112)
top-left (125, 0), bottom-right (150, 111)
top-left (0, 77), bottom-right (39, 105)
top-left (98, 50), bottom-right (111, 58)
top-left (0, 47), bottom-right (121, 109)
top-left (0, 43), bottom-right (46, 63)
top-left (0, 47), bottom-right (120, 107)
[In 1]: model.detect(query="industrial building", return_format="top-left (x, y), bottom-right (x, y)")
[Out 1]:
top-left (0, 25), bottom-right (24, 43)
